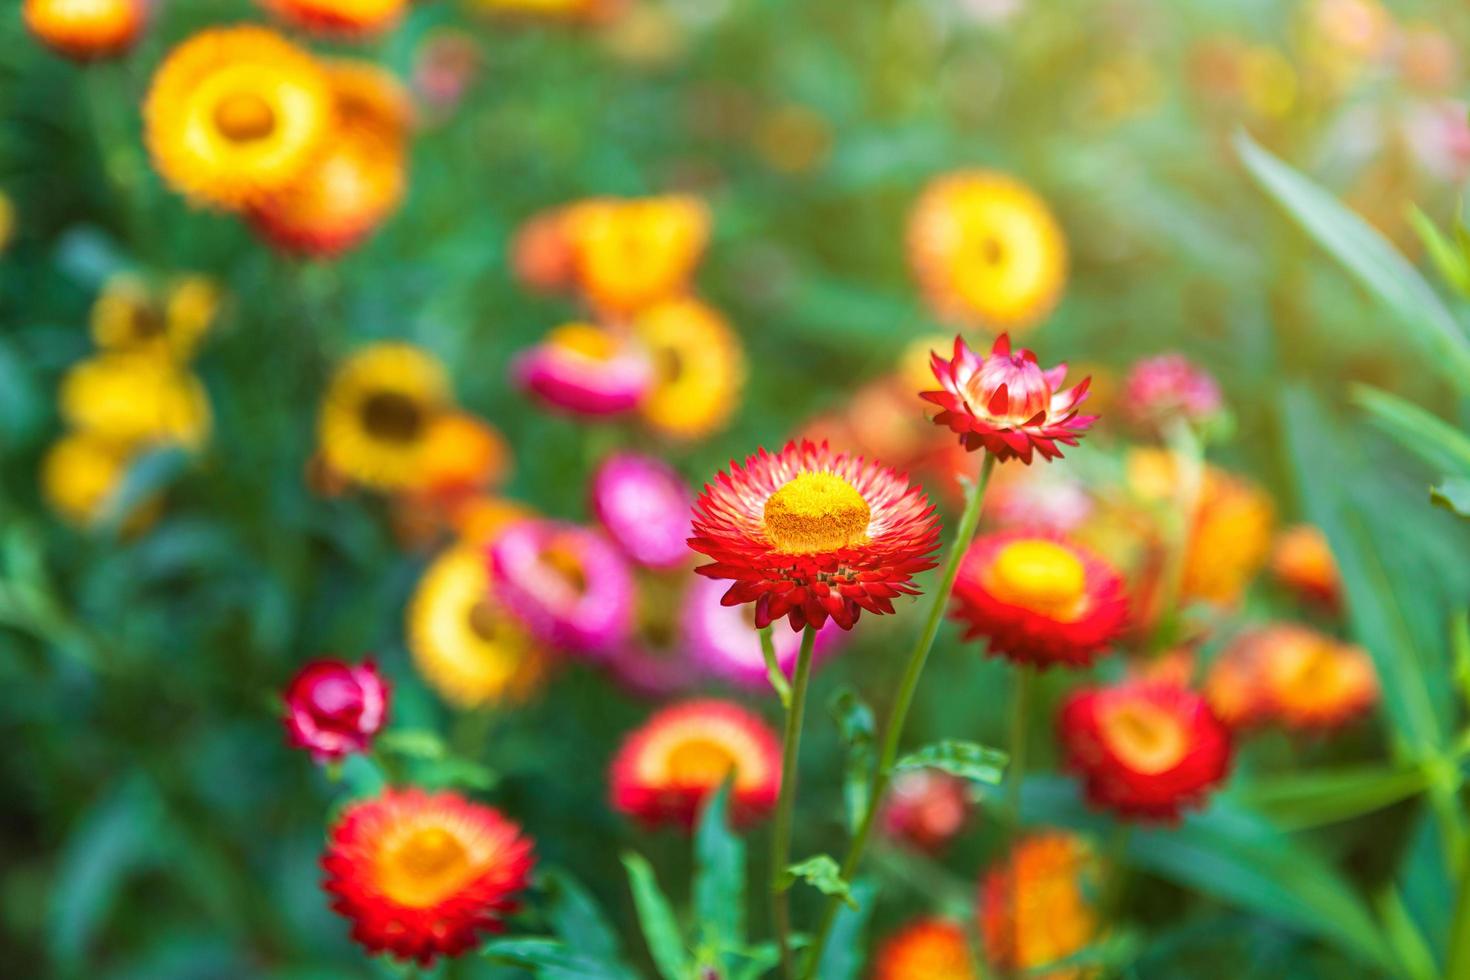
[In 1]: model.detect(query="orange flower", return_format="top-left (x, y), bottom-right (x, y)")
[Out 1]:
top-left (979, 833), bottom-right (1100, 979)
top-left (261, 0), bottom-right (408, 38)
top-left (1209, 625), bottom-right (1377, 731)
top-left (412, 412), bottom-right (511, 501)
top-left (511, 207), bottom-right (578, 294)
top-left (24, 0), bottom-right (144, 60)
top-left (1270, 525), bottom-right (1340, 609)
top-left (873, 918), bottom-right (976, 980)
top-left (563, 195), bottom-right (710, 315)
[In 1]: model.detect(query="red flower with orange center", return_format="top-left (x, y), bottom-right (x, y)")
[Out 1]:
top-left (689, 440), bottom-right (940, 631)
top-left (873, 918), bottom-right (976, 980)
top-left (1209, 625), bottom-right (1377, 731)
top-left (950, 531), bottom-right (1128, 669)
top-left (608, 699), bottom-right (781, 829)
top-left (321, 789), bottom-right (534, 965)
top-left (1058, 680), bottom-right (1231, 821)
top-left (922, 335), bottom-right (1095, 462)
top-left (978, 833), bottom-right (1100, 979)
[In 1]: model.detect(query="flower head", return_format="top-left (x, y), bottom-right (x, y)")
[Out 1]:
top-left (1121, 353), bottom-right (1224, 433)
top-left (408, 412), bottom-right (512, 504)
top-left (978, 833), bottom-right (1099, 978)
top-left (318, 343), bottom-right (450, 491)
top-left (690, 440), bottom-right (940, 631)
top-left (91, 273), bottom-right (221, 362)
top-left (1209, 625), bottom-right (1376, 731)
top-left (873, 918), bottom-right (976, 980)
top-left (1058, 679), bottom-right (1231, 821)
top-left (563, 195), bottom-right (709, 314)
top-left (261, 0), bottom-right (408, 37)
top-left (609, 699), bottom-right (781, 829)
top-left (511, 207), bottom-right (578, 294)
top-left (605, 570), bottom-right (698, 697)
top-left (591, 453), bottom-right (692, 570)
top-left (681, 575), bottom-right (842, 690)
top-left (24, 0), bottom-right (145, 60)
top-left (923, 335), bottom-right (1095, 462)
top-left (512, 322), bottom-right (653, 418)
top-left (40, 432), bottom-right (144, 530)
top-left (1270, 525), bottom-right (1341, 609)
top-left (630, 298), bottom-right (746, 441)
top-left (322, 789), bottom-right (534, 965)
top-left (951, 531), bottom-right (1128, 669)
top-left (490, 520), bottom-right (635, 656)
top-left (60, 352), bottom-right (212, 450)
top-left (283, 658), bottom-right (389, 762)
top-left (879, 770), bottom-right (972, 851)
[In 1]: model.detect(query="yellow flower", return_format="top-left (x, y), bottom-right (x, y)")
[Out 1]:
top-left (631, 297), bottom-right (746, 440)
top-left (91, 274), bottom-right (221, 361)
top-left (318, 343), bottom-right (450, 491)
top-left (144, 26), bottom-right (333, 210)
top-left (907, 170), bottom-right (1068, 334)
top-left (23, 0), bottom-right (144, 61)
top-left (59, 353), bottom-right (212, 450)
top-left (408, 545), bottom-right (548, 709)
top-left (40, 433), bottom-right (147, 530)
top-left (563, 195), bottom-right (710, 315)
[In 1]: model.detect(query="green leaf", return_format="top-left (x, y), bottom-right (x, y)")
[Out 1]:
top-left (336, 754), bottom-right (387, 801)
top-left (416, 755), bottom-right (498, 792)
top-left (1235, 130), bottom-right (1470, 393)
top-left (812, 879), bottom-right (877, 980)
top-left (620, 853), bottom-right (688, 980)
top-left (693, 781), bottom-right (746, 953)
top-left (1408, 206), bottom-right (1470, 297)
top-left (1234, 765), bottom-right (1432, 830)
top-left (1431, 478), bottom-right (1470, 519)
top-left (828, 688), bottom-right (875, 835)
top-left (781, 855), bottom-right (856, 910)
top-left (543, 868), bottom-right (622, 962)
top-left (481, 937), bottom-right (635, 978)
top-left (893, 739), bottom-right (1008, 785)
top-left (1353, 386), bottom-right (1470, 477)
top-left (375, 729), bottom-right (447, 759)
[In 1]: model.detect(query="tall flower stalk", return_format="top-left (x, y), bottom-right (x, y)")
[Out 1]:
top-left (770, 626), bottom-right (817, 978)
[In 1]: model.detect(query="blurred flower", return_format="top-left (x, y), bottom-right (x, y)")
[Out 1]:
top-left (923, 334), bottom-right (1095, 463)
top-left (591, 452), bottom-right (692, 569)
top-left (60, 352), bottom-right (212, 450)
top-left (1403, 100), bottom-right (1470, 183)
top-left (690, 440), bottom-right (940, 631)
top-left (511, 207), bottom-right (578, 294)
top-left (91, 273), bottom-right (221, 362)
top-left (1058, 679), bottom-right (1231, 821)
top-left (951, 531), bottom-right (1128, 669)
top-left (1270, 524), bottom-right (1340, 609)
top-left (563, 195), bottom-right (710, 315)
top-left (605, 570), bottom-right (697, 697)
top-left (412, 30), bottom-right (482, 114)
top-left (261, 0), bottom-right (407, 38)
top-left (682, 575), bottom-right (842, 690)
top-left (879, 770), bottom-right (972, 851)
top-left (40, 432), bottom-right (142, 530)
top-left (411, 412), bottom-right (511, 504)
top-left (282, 658), bottom-right (389, 762)
top-left (631, 297), bottom-right (746, 440)
top-left (318, 343), bottom-right (450, 491)
top-left (512, 322), bottom-right (654, 417)
top-left (978, 833), bottom-right (1099, 979)
top-left (490, 519), bottom-right (635, 655)
top-left (601, 3), bottom-right (686, 69)
top-left (873, 918), bottom-right (975, 980)
top-left (449, 495), bottom-right (537, 547)
top-left (985, 463), bottom-right (1094, 533)
top-left (1396, 24), bottom-right (1459, 95)
top-left (1210, 625), bottom-right (1377, 731)
top-left (609, 699), bottom-right (781, 829)
top-left (1120, 353), bottom-right (1224, 434)
top-left (145, 26), bottom-right (333, 210)
top-left (409, 545), bottom-right (548, 709)
top-left (322, 788), bottom-right (534, 965)
top-left (908, 171), bottom-right (1067, 333)
top-left (754, 104), bottom-right (832, 175)
top-left (23, 0), bottom-right (145, 61)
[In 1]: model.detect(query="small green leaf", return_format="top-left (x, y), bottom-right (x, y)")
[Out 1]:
top-left (759, 626), bottom-right (792, 707)
top-left (336, 754), bottom-right (387, 800)
top-left (893, 739), bottom-right (1008, 785)
top-left (1431, 478), bottom-right (1470, 519)
top-left (543, 868), bottom-right (622, 961)
top-left (417, 756), bottom-right (498, 792)
top-left (694, 781), bottom-right (746, 952)
top-left (1408, 206), bottom-right (1470, 297)
top-left (375, 729), bottom-right (446, 759)
top-left (1353, 385), bottom-right (1470, 477)
top-left (1235, 765), bottom-right (1432, 830)
top-left (781, 855), bottom-right (856, 910)
top-left (621, 852), bottom-right (688, 980)
top-left (829, 688), bottom-right (875, 834)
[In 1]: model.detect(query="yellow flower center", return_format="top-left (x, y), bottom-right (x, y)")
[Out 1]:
top-left (762, 472), bottom-right (871, 554)
top-left (376, 826), bottom-right (474, 908)
top-left (549, 323), bottom-right (618, 361)
top-left (985, 540), bottom-right (1087, 620)
top-left (667, 737), bottom-right (738, 785)
top-left (1100, 701), bottom-right (1187, 775)
top-left (213, 92), bottom-right (277, 143)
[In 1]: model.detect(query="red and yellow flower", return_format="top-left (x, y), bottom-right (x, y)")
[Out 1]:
top-left (923, 335), bottom-right (1095, 463)
top-left (950, 531), bottom-right (1128, 669)
top-left (1209, 625), bottom-right (1377, 731)
top-left (322, 789), bottom-right (534, 964)
top-left (1058, 680), bottom-right (1231, 821)
top-left (690, 440), bottom-right (940, 631)
top-left (873, 918), bottom-right (976, 980)
top-left (979, 833), bottom-right (1099, 979)
top-left (24, 0), bottom-right (145, 60)
top-left (1270, 525), bottom-right (1340, 609)
top-left (609, 699), bottom-right (781, 829)
top-left (261, 0), bottom-right (408, 38)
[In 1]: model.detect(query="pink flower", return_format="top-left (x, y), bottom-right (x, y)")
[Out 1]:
top-left (490, 519), bottom-right (635, 656)
top-left (681, 576), bottom-right (842, 690)
top-left (283, 659), bottom-right (389, 762)
top-left (1121, 353), bottom-right (1224, 432)
top-left (511, 323), bottom-right (652, 418)
top-left (591, 453), bottom-right (693, 569)
top-left (879, 770), bottom-right (972, 851)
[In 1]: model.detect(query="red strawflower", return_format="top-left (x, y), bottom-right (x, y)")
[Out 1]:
top-left (922, 334), bottom-right (1095, 462)
top-left (283, 658), bottom-right (389, 762)
top-left (689, 440), bottom-right (940, 631)
top-left (873, 918), bottom-right (976, 979)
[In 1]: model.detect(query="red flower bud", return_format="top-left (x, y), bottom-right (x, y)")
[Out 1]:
top-left (283, 659), bottom-right (390, 762)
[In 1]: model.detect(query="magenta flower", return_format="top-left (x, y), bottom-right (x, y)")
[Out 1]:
top-left (283, 658), bottom-right (389, 763)
top-left (681, 576), bottom-right (842, 691)
top-left (591, 452), bottom-right (693, 570)
top-left (511, 323), bottom-right (652, 418)
top-left (1121, 353), bottom-right (1224, 432)
top-left (490, 519), bottom-right (635, 656)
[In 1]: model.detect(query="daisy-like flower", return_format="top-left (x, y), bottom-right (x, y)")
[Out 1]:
top-left (1270, 525), bottom-right (1341, 609)
top-left (322, 789), bottom-right (534, 965)
top-left (873, 918), bottom-right (976, 980)
top-left (60, 352), bottom-right (212, 450)
top-left (907, 170), bottom-right (1068, 332)
top-left (608, 699), bottom-right (781, 829)
top-left (591, 453), bottom-right (691, 569)
top-left (689, 440), bottom-right (940, 631)
top-left (318, 343), bottom-right (450, 491)
top-left (1210, 625), bottom-right (1376, 731)
top-left (1120, 353), bottom-right (1224, 434)
top-left (923, 335), bottom-right (1095, 463)
top-left (879, 770), bottom-right (973, 852)
top-left (950, 531), bottom-right (1128, 669)
top-left (144, 26), bottom-right (333, 210)
top-left (91, 273), bottom-right (221, 361)
top-left (563, 195), bottom-right (710, 315)
top-left (490, 519), bottom-right (635, 656)
top-left (978, 833), bottom-right (1099, 979)
top-left (23, 0), bottom-right (145, 61)
top-left (1058, 679), bottom-right (1232, 821)
top-left (511, 322), bottom-right (654, 418)
top-left (282, 658), bottom-right (389, 762)
top-left (260, 0), bottom-right (408, 38)
top-left (631, 298), bottom-right (746, 441)
top-left (40, 432), bottom-right (146, 530)
top-left (682, 576), bottom-right (842, 690)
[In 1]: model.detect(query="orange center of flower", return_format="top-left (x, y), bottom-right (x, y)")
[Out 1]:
top-left (985, 540), bottom-right (1087, 620)
top-left (377, 825), bottom-right (474, 908)
top-left (1100, 700), bottom-right (1187, 775)
top-left (762, 472), bottom-right (871, 554)
top-left (1270, 639), bottom-right (1361, 712)
top-left (667, 737), bottom-right (738, 785)
top-left (542, 542), bottom-right (588, 594)
top-left (213, 92), bottom-right (277, 143)
top-left (549, 323), bottom-right (618, 361)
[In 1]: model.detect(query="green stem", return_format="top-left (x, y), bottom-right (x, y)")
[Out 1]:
top-left (1148, 420), bottom-right (1203, 652)
top-left (760, 625), bottom-right (793, 707)
top-left (800, 452), bottom-right (998, 979)
top-left (1006, 666), bottom-right (1034, 830)
top-left (1448, 852), bottom-right (1470, 980)
top-left (771, 625), bottom-right (817, 980)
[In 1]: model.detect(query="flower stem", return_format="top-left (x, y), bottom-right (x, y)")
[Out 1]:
top-left (1006, 665), bottom-right (1034, 830)
top-left (760, 625), bottom-right (793, 708)
top-left (771, 624), bottom-right (818, 980)
top-left (800, 452), bottom-right (998, 979)
top-left (1149, 419), bottom-right (1203, 652)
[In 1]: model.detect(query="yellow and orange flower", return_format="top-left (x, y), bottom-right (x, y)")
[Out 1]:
top-left (24, 0), bottom-right (145, 61)
top-left (91, 273), bottom-right (221, 362)
top-left (321, 788), bottom-right (534, 965)
top-left (317, 343), bottom-right (450, 490)
top-left (261, 0), bottom-right (408, 38)
top-left (979, 833), bottom-right (1100, 979)
top-left (690, 440), bottom-right (940, 631)
top-left (145, 26), bottom-right (333, 210)
top-left (563, 195), bottom-right (710, 315)
top-left (1209, 625), bottom-right (1377, 731)
top-left (609, 699), bottom-right (781, 829)
top-left (60, 352), bottom-right (212, 450)
top-left (510, 207), bottom-right (578, 294)
top-left (873, 918), bottom-right (976, 980)
top-left (907, 170), bottom-right (1068, 333)
top-left (411, 412), bottom-right (511, 502)
top-left (631, 297), bottom-right (746, 441)
top-left (951, 531), bottom-right (1129, 669)
top-left (1270, 525), bottom-right (1340, 609)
